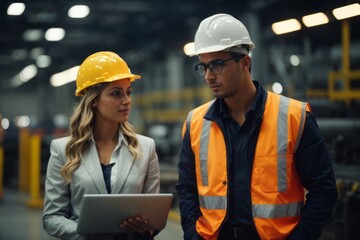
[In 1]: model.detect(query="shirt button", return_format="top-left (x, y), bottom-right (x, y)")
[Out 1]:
top-left (223, 181), bottom-right (227, 185)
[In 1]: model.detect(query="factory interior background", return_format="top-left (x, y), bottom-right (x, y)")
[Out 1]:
top-left (0, 0), bottom-right (360, 239)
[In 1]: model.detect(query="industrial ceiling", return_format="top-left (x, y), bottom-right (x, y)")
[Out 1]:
top-left (0, 0), bottom-right (359, 93)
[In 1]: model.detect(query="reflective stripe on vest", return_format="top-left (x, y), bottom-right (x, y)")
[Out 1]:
top-left (200, 119), bottom-right (211, 186)
top-left (199, 195), bottom-right (227, 210)
top-left (253, 201), bottom-right (304, 218)
top-left (277, 96), bottom-right (306, 192)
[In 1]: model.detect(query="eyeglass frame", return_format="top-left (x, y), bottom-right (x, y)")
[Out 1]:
top-left (194, 53), bottom-right (246, 77)
top-left (194, 57), bottom-right (237, 77)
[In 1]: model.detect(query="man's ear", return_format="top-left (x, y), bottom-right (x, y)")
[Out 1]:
top-left (241, 56), bottom-right (251, 70)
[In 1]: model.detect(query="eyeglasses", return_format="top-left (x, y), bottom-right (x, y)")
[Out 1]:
top-left (194, 58), bottom-right (235, 76)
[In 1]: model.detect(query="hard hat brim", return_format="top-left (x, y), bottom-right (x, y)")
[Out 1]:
top-left (189, 45), bottom-right (229, 57)
top-left (108, 73), bottom-right (141, 83)
top-left (190, 44), bottom-right (255, 57)
top-left (75, 73), bottom-right (141, 96)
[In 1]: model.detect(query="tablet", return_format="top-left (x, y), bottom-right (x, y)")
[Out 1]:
top-left (76, 193), bottom-right (173, 234)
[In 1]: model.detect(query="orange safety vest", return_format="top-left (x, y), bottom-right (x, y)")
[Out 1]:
top-left (185, 92), bottom-right (310, 240)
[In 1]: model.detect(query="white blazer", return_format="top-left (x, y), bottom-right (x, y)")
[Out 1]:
top-left (42, 133), bottom-right (160, 240)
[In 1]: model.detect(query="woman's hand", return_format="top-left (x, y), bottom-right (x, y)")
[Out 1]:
top-left (120, 216), bottom-right (153, 234)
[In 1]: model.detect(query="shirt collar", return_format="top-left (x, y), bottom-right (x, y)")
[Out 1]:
top-left (218, 83), bottom-right (260, 118)
top-left (206, 81), bottom-right (265, 121)
top-left (90, 128), bottom-right (129, 147)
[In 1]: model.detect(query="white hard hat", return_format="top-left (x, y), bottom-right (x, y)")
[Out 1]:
top-left (191, 13), bottom-right (255, 56)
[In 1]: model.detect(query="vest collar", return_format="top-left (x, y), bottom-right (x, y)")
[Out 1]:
top-left (204, 81), bottom-right (267, 122)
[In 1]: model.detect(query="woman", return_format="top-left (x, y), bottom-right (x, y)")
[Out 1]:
top-left (42, 51), bottom-right (160, 240)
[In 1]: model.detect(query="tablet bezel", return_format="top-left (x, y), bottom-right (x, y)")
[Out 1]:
top-left (76, 193), bottom-right (173, 234)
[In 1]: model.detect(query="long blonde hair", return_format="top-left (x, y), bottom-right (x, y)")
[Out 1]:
top-left (60, 83), bottom-right (140, 184)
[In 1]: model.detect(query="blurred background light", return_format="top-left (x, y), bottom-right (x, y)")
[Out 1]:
top-left (53, 114), bottom-right (69, 128)
top-left (272, 82), bottom-right (283, 94)
top-left (68, 5), bottom-right (90, 18)
top-left (290, 55), bottom-right (301, 66)
top-left (50, 66), bottom-right (80, 87)
top-left (15, 115), bottom-right (30, 128)
top-left (272, 19), bottom-right (301, 35)
top-left (302, 12), bottom-right (329, 27)
top-left (7, 2), bottom-right (25, 16)
top-left (1, 117), bottom-right (10, 130)
top-left (23, 29), bottom-right (44, 42)
top-left (36, 55), bottom-right (52, 68)
top-left (332, 3), bottom-right (360, 20)
top-left (183, 42), bottom-right (195, 56)
top-left (45, 28), bottom-right (66, 41)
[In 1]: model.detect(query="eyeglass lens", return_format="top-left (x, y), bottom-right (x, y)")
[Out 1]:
top-left (195, 58), bottom-right (234, 76)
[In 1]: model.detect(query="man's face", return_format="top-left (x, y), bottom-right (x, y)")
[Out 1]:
top-left (198, 51), bottom-right (244, 99)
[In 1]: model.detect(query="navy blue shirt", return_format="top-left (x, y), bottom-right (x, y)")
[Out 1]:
top-left (220, 90), bottom-right (259, 228)
top-left (100, 163), bottom-right (115, 194)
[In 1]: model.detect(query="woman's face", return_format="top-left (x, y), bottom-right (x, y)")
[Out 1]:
top-left (93, 79), bottom-right (132, 124)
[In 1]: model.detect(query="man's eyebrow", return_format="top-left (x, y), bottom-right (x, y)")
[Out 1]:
top-left (200, 58), bottom-right (222, 64)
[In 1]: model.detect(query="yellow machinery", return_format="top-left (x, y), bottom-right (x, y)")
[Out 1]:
top-left (18, 128), bottom-right (44, 208)
top-left (307, 20), bottom-right (360, 105)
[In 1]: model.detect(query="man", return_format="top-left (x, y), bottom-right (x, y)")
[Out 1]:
top-left (176, 13), bottom-right (338, 240)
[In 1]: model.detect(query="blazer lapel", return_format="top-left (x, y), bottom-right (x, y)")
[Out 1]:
top-left (81, 143), bottom-right (108, 194)
top-left (112, 142), bottom-right (134, 193)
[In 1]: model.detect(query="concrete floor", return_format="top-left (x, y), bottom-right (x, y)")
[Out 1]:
top-left (0, 188), bottom-right (183, 240)
top-left (0, 187), bottom-right (337, 240)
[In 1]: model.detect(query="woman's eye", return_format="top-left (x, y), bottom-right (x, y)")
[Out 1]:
top-left (109, 88), bottom-right (132, 97)
top-left (111, 91), bottom-right (119, 96)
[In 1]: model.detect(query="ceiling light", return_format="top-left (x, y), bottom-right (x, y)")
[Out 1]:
top-left (333, 3), bottom-right (360, 20)
top-left (23, 29), bottom-right (44, 41)
top-left (11, 75), bottom-right (22, 87)
top-left (45, 28), bottom-right (66, 41)
top-left (50, 66), bottom-right (80, 87)
top-left (36, 55), bottom-right (52, 68)
top-left (302, 12), bottom-right (329, 27)
top-left (11, 64), bottom-right (38, 88)
top-left (19, 64), bottom-right (37, 83)
top-left (272, 19), bottom-right (301, 35)
top-left (7, 2), bottom-right (26, 16)
top-left (183, 42), bottom-right (195, 56)
top-left (68, 5), bottom-right (90, 18)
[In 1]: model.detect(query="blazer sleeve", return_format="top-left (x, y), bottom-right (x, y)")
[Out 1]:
top-left (42, 139), bottom-right (85, 240)
top-left (141, 137), bottom-right (160, 194)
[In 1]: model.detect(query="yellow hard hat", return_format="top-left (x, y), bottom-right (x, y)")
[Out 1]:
top-left (75, 51), bottom-right (141, 96)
